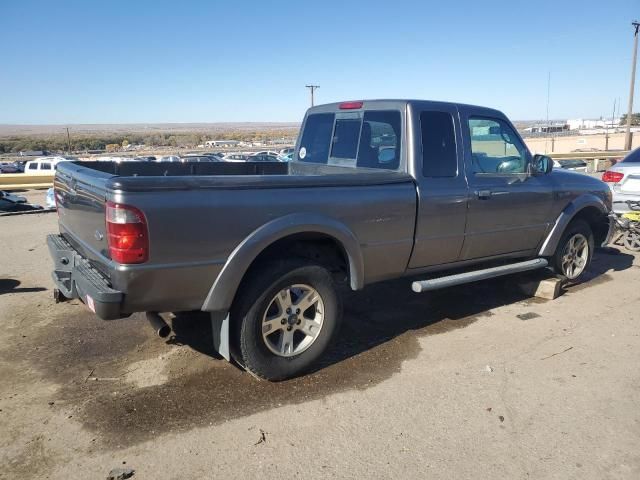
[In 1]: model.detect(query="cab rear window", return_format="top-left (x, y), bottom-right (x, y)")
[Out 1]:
top-left (297, 110), bottom-right (401, 170)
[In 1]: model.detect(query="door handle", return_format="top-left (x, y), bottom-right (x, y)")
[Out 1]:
top-left (476, 190), bottom-right (492, 199)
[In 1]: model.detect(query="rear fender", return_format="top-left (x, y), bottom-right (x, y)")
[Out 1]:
top-left (201, 213), bottom-right (364, 315)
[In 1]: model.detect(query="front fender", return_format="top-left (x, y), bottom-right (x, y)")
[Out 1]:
top-left (201, 213), bottom-right (364, 314)
top-left (538, 193), bottom-right (609, 256)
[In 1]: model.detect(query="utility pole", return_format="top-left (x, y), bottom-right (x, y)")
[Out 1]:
top-left (65, 127), bottom-right (71, 154)
top-left (606, 98), bottom-right (616, 151)
top-left (624, 21), bottom-right (640, 151)
top-left (305, 85), bottom-right (320, 107)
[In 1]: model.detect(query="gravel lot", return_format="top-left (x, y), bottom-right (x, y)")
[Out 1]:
top-left (1, 208), bottom-right (639, 479)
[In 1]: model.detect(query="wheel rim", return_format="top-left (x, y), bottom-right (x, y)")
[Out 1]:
top-left (261, 284), bottom-right (325, 357)
top-left (561, 233), bottom-right (589, 279)
top-left (624, 231), bottom-right (640, 251)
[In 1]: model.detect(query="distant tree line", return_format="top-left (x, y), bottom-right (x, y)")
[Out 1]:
top-left (619, 113), bottom-right (640, 126)
top-left (0, 129), bottom-right (298, 154)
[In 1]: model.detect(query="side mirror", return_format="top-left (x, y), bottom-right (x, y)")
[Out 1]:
top-left (531, 154), bottom-right (553, 174)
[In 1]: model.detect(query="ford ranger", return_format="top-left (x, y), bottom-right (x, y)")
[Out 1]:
top-left (48, 99), bottom-right (614, 380)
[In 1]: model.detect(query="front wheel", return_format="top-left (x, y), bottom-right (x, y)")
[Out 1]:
top-left (551, 219), bottom-right (594, 281)
top-left (231, 259), bottom-right (342, 381)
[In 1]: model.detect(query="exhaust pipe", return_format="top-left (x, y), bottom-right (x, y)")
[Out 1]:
top-left (146, 312), bottom-right (171, 338)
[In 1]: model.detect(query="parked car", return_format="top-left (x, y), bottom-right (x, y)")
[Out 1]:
top-left (553, 159), bottom-right (588, 172)
top-left (24, 156), bottom-right (71, 174)
top-left (223, 153), bottom-right (253, 162)
top-left (0, 162), bottom-right (21, 173)
top-left (602, 147), bottom-right (640, 213)
top-left (277, 152), bottom-right (294, 162)
top-left (252, 150), bottom-right (280, 157)
top-left (156, 156), bottom-right (182, 162)
top-left (48, 99), bottom-right (613, 381)
top-left (0, 190), bottom-right (42, 212)
top-left (134, 156), bottom-right (157, 162)
top-left (279, 147), bottom-right (295, 156)
top-left (250, 154), bottom-right (280, 162)
top-left (179, 155), bottom-right (222, 162)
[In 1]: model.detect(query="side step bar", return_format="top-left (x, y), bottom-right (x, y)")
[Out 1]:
top-left (411, 258), bottom-right (549, 293)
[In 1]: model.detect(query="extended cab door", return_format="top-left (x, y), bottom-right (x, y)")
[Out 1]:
top-left (408, 103), bottom-right (469, 268)
top-left (458, 108), bottom-right (554, 260)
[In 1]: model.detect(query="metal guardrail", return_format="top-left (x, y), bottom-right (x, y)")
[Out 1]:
top-left (0, 173), bottom-right (54, 190)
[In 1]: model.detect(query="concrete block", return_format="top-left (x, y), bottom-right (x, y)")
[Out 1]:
top-left (518, 275), bottom-right (563, 300)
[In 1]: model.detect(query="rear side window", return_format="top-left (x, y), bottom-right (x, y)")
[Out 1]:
top-left (297, 113), bottom-right (334, 163)
top-left (41, 162), bottom-right (52, 170)
top-left (420, 111), bottom-right (457, 177)
top-left (357, 110), bottom-right (401, 170)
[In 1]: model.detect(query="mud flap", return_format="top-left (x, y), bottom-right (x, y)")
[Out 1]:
top-left (210, 312), bottom-right (230, 361)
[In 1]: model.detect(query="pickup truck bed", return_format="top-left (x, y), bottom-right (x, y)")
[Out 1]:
top-left (52, 160), bottom-right (417, 317)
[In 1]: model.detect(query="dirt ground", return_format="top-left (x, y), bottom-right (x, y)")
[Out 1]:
top-left (1, 210), bottom-right (639, 480)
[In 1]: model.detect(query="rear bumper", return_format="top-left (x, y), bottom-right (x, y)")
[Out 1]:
top-left (47, 234), bottom-right (125, 320)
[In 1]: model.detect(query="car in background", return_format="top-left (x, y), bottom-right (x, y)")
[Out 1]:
top-left (277, 152), bottom-right (294, 162)
top-left (0, 190), bottom-right (43, 212)
top-left (602, 147), bottom-right (640, 213)
top-left (553, 159), bottom-right (588, 172)
top-left (157, 155), bottom-right (182, 162)
top-left (279, 147), bottom-right (295, 156)
top-left (134, 156), bottom-right (157, 162)
top-left (223, 153), bottom-right (253, 162)
top-left (25, 157), bottom-right (59, 174)
top-left (0, 162), bottom-right (21, 173)
top-left (250, 154), bottom-right (280, 162)
top-left (179, 155), bottom-right (223, 162)
top-left (252, 150), bottom-right (280, 157)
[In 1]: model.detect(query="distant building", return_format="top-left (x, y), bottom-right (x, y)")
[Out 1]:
top-left (205, 140), bottom-right (241, 147)
top-left (522, 124), bottom-right (569, 134)
top-left (567, 118), bottom-right (621, 130)
top-left (19, 150), bottom-right (49, 156)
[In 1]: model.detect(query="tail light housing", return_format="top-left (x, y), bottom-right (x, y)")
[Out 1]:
top-left (602, 170), bottom-right (624, 183)
top-left (106, 201), bottom-right (148, 264)
top-left (339, 101), bottom-right (363, 110)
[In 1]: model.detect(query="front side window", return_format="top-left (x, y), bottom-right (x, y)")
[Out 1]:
top-left (421, 111), bottom-right (457, 177)
top-left (28, 163), bottom-right (37, 170)
top-left (468, 118), bottom-right (528, 174)
top-left (41, 162), bottom-right (52, 170)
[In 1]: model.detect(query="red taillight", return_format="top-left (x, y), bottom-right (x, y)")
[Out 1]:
top-left (602, 170), bottom-right (624, 183)
top-left (106, 201), bottom-right (148, 264)
top-left (339, 101), bottom-right (363, 110)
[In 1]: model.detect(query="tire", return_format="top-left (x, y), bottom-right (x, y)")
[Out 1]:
top-left (230, 258), bottom-right (342, 381)
top-left (551, 219), bottom-right (594, 282)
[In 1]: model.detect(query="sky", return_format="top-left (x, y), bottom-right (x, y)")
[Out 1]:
top-left (0, 0), bottom-right (638, 124)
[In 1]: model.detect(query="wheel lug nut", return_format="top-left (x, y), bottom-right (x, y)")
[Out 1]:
top-left (287, 326), bottom-right (292, 331)
top-left (296, 309), bottom-right (300, 314)
top-left (281, 319), bottom-right (286, 324)
top-left (297, 320), bottom-right (301, 325)
top-left (286, 308), bottom-right (291, 313)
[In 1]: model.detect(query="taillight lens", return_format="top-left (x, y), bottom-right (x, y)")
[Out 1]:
top-left (106, 201), bottom-right (148, 264)
top-left (602, 171), bottom-right (624, 183)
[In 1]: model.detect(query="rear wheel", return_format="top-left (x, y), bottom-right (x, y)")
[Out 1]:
top-left (231, 259), bottom-right (342, 381)
top-left (551, 219), bottom-right (594, 281)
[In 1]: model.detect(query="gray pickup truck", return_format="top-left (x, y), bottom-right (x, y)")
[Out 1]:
top-left (48, 99), bottom-right (613, 380)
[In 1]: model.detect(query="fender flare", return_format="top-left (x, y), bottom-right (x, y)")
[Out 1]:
top-left (538, 193), bottom-right (609, 257)
top-left (201, 213), bottom-right (364, 314)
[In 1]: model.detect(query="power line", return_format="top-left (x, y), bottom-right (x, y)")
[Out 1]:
top-left (305, 85), bottom-right (320, 107)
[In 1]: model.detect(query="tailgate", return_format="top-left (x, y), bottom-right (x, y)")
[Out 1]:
top-left (55, 162), bottom-right (113, 266)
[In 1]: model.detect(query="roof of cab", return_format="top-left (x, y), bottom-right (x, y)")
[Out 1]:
top-left (306, 99), bottom-right (505, 118)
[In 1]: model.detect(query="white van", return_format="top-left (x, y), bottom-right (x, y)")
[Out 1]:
top-left (24, 156), bottom-right (73, 175)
